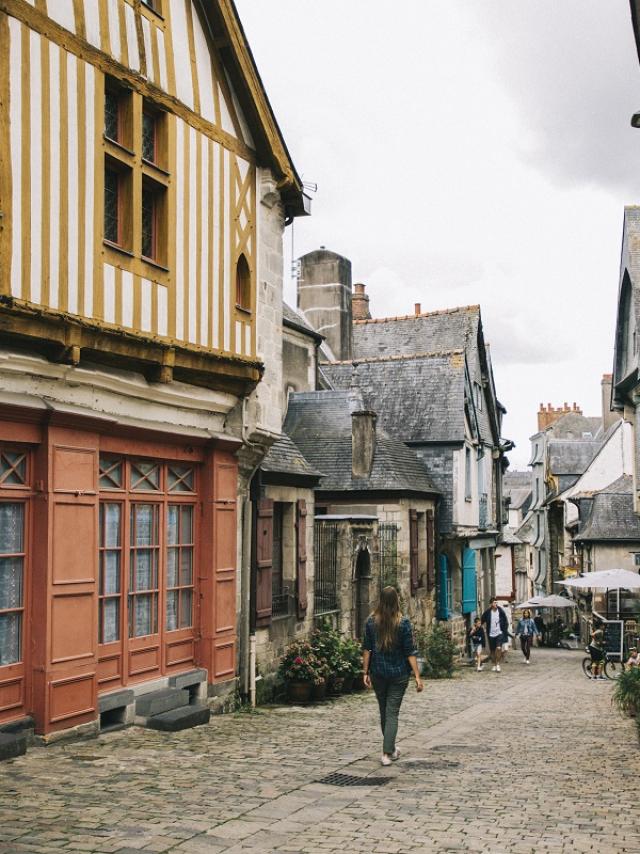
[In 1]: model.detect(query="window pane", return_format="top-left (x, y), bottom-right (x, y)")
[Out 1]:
top-left (99, 457), bottom-right (123, 489)
top-left (142, 187), bottom-right (155, 259)
top-left (131, 462), bottom-right (159, 491)
top-left (168, 465), bottom-right (194, 492)
top-left (166, 590), bottom-right (177, 631)
top-left (0, 558), bottom-right (23, 610)
top-left (167, 548), bottom-right (178, 588)
top-left (0, 452), bottom-right (27, 485)
top-left (104, 91), bottom-right (119, 141)
top-left (102, 503), bottom-right (121, 548)
top-left (132, 504), bottom-right (155, 546)
top-left (102, 551), bottom-right (120, 596)
top-left (167, 505), bottom-right (178, 546)
top-left (179, 549), bottom-right (192, 587)
top-left (179, 589), bottom-right (192, 629)
top-left (134, 550), bottom-right (154, 590)
top-left (131, 593), bottom-right (154, 637)
top-left (0, 504), bottom-right (24, 554)
top-left (0, 612), bottom-right (21, 666)
top-left (104, 168), bottom-right (119, 244)
top-left (100, 598), bottom-right (120, 644)
top-left (181, 506), bottom-right (193, 542)
top-left (142, 112), bottom-right (156, 162)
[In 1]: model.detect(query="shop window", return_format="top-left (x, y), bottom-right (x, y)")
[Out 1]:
top-left (99, 456), bottom-right (124, 490)
top-left (0, 450), bottom-right (27, 487)
top-left (131, 460), bottom-right (160, 491)
top-left (0, 503), bottom-right (25, 666)
top-left (99, 503), bottom-right (122, 644)
top-left (235, 254), bottom-right (251, 312)
top-left (129, 504), bottom-right (159, 637)
top-left (168, 464), bottom-right (195, 493)
top-left (166, 505), bottom-right (194, 630)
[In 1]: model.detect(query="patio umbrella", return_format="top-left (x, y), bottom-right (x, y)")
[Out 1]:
top-left (556, 569), bottom-right (640, 590)
top-left (532, 594), bottom-right (576, 608)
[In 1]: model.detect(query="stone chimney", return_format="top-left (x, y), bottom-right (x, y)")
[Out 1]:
top-left (601, 373), bottom-right (620, 431)
top-left (537, 401), bottom-right (583, 432)
top-left (297, 248), bottom-right (352, 361)
top-left (351, 283), bottom-right (371, 321)
top-left (352, 410), bottom-right (377, 478)
top-left (414, 303), bottom-right (421, 316)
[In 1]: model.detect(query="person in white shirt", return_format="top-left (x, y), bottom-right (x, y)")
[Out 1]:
top-left (481, 598), bottom-right (509, 673)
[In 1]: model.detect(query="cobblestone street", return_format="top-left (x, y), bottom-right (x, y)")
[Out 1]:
top-left (1, 649), bottom-right (637, 854)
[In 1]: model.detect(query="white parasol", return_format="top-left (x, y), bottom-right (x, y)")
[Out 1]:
top-left (556, 569), bottom-right (640, 590)
top-left (515, 595), bottom-right (575, 609)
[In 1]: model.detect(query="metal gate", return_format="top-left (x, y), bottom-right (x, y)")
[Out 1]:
top-left (378, 523), bottom-right (398, 590)
top-left (314, 520), bottom-right (339, 615)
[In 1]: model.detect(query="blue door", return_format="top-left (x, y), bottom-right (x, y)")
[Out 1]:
top-left (461, 548), bottom-right (477, 615)
top-left (437, 554), bottom-right (450, 619)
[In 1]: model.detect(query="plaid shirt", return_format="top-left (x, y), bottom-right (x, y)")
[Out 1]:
top-left (363, 616), bottom-right (418, 678)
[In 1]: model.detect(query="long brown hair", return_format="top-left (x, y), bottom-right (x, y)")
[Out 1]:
top-left (373, 586), bottom-right (402, 651)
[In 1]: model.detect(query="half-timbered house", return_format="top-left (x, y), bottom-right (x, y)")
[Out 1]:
top-left (0, 0), bottom-right (307, 741)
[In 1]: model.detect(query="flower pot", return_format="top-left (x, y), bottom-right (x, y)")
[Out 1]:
top-left (351, 672), bottom-right (366, 691)
top-left (327, 675), bottom-right (344, 696)
top-left (286, 681), bottom-right (312, 704)
top-left (341, 675), bottom-right (354, 693)
top-left (311, 680), bottom-right (327, 701)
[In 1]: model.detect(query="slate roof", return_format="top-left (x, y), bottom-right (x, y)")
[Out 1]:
top-left (576, 475), bottom-right (640, 541)
top-left (283, 390), bottom-right (440, 495)
top-left (282, 302), bottom-right (323, 341)
top-left (503, 471), bottom-right (532, 511)
top-left (545, 411), bottom-right (602, 440)
top-left (320, 352), bottom-right (466, 444)
top-left (261, 433), bottom-right (323, 480)
top-left (351, 306), bottom-right (479, 359)
top-left (548, 440), bottom-right (602, 476)
top-left (500, 527), bottom-right (522, 546)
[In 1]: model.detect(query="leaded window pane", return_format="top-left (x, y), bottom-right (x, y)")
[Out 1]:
top-left (131, 461), bottom-right (159, 491)
top-left (0, 504), bottom-right (23, 554)
top-left (104, 91), bottom-right (119, 141)
top-left (134, 550), bottom-right (153, 591)
top-left (142, 187), bottom-right (155, 259)
top-left (100, 599), bottom-right (119, 644)
top-left (180, 550), bottom-right (192, 587)
top-left (0, 451), bottom-right (27, 485)
top-left (181, 505), bottom-right (193, 541)
top-left (179, 590), bottom-right (192, 629)
top-left (0, 613), bottom-right (21, 666)
top-left (102, 552), bottom-right (120, 596)
top-left (102, 503), bottom-right (121, 548)
top-left (167, 549), bottom-right (178, 588)
top-left (132, 504), bottom-right (155, 546)
top-left (166, 591), bottom-right (178, 631)
top-left (168, 465), bottom-right (194, 493)
top-left (104, 168), bottom-right (119, 244)
top-left (0, 558), bottom-right (23, 610)
top-left (142, 112), bottom-right (156, 163)
top-left (99, 457), bottom-right (123, 489)
top-left (167, 505), bottom-right (178, 545)
top-left (130, 593), bottom-right (154, 637)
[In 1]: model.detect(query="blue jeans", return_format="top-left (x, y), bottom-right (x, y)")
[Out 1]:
top-left (371, 674), bottom-right (409, 755)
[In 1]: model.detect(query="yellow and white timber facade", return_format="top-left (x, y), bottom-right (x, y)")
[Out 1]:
top-left (0, 0), bottom-right (306, 737)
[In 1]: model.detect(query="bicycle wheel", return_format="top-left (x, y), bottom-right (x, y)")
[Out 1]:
top-left (605, 659), bottom-right (624, 680)
top-left (582, 657), bottom-right (594, 678)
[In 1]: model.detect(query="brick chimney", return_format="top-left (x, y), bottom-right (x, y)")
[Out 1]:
top-left (352, 410), bottom-right (377, 478)
top-left (352, 283), bottom-right (371, 321)
top-left (537, 401), bottom-right (583, 432)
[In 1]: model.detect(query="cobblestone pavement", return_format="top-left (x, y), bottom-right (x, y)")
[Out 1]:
top-left (1, 648), bottom-right (638, 854)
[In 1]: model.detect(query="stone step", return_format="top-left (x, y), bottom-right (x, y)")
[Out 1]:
top-left (135, 687), bottom-right (190, 718)
top-left (144, 704), bottom-right (210, 733)
top-left (0, 732), bottom-right (27, 762)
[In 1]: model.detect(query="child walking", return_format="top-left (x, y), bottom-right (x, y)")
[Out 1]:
top-left (469, 617), bottom-right (486, 672)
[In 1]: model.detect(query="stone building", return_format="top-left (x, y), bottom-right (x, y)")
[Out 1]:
top-left (0, 0), bottom-right (308, 743)
top-left (497, 471), bottom-right (532, 607)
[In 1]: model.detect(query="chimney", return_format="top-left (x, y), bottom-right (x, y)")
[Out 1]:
top-left (414, 303), bottom-right (421, 316)
top-left (352, 410), bottom-right (377, 478)
top-left (537, 401), bottom-right (584, 431)
top-left (297, 248), bottom-right (352, 360)
top-left (352, 282), bottom-right (371, 321)
top-left (601, 373), bottom-right (620, 431)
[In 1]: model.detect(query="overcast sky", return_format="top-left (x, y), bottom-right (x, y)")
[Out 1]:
top-left (235, 0), bottom-right (640, 467)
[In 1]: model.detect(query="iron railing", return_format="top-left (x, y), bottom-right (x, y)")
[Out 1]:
top-left (314, 520), bottom-right (339, 615)
top-left (272, 586), bottom-right (290, 618)
top-left (378, 523), bottom-right (398, 589)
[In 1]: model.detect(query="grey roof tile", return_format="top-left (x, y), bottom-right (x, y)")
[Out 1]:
top-left (548, 440), bottom-right (602, 476)
top-left (576, 475), bottom-right (640, 541)
top-left (261, 433), bottom-right (323, 479)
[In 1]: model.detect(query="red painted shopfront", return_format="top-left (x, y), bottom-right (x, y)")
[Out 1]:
top-left (0, 405), bottom-right (238, 735)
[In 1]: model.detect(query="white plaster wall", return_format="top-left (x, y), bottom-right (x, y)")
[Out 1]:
top-left (591, 542), bottom-right (640, 572)
top-left (494, 544), bottom-right (514, 599)
top-left (453, 445), bottom-right (479, 528)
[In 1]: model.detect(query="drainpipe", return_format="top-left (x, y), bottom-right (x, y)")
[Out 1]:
top-left (249, 635), bottom-right (257, 708)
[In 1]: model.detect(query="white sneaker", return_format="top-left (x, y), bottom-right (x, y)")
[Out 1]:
top-left (477, 666), bottom-right (483, 672)
top-left (491, 665), bottom-right (497, 672)
top-left (391, 749), bottom-right (400, 761)
top-left (525, 659), bottom-right (530, 665)
top-left (496, 665), bottom-right (501, 672)
top-left (381, 754), bottom-right (392, 766)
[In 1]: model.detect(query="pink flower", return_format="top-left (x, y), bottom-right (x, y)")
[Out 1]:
top-left (294, 656), bottom-right (303, 664)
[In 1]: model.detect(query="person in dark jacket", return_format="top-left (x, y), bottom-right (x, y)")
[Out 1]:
top-left (515, 609), bottom-right (540, 664)
top-left (481, 597), bottom-right (509, 673)
top-left (362, 586), bottom-right (423, 766)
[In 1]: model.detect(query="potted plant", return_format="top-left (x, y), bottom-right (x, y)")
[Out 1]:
top-left (341, 637), bottom-right (365, 691)
top-left (278, 640), bottom-right (322, 704)
top-left (613, 667), bottom-right (640, 717)
top-left (311, 656), bottom-right (331, 701)
top-left (311, 627), bottom-right (346, 694)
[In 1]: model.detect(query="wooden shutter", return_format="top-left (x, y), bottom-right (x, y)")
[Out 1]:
top-left (255, 498), bottom-right (273, 627)
top-left (426, 510), bottom-right (436, 591)
top-left (409, 509), bottom-right (419, 593)
top-left (461, 547), bottom-right (477, 614)
top-left (296, 500), bottom-right (308, 619)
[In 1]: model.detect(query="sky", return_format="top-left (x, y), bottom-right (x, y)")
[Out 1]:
top-left (235, 0), bottom-right (640, 468)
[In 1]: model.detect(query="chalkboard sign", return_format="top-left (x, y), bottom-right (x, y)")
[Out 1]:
top-left (603, 621), bottom-right (624, 659)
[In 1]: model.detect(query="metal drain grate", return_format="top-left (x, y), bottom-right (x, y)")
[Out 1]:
top-left (316, 772), bottom-right (391, 787)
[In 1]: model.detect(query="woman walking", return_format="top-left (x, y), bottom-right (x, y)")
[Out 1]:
top-left (363, 587), bottom-right (423, 766)
top-left (515, 608), bottom-right (540, 664)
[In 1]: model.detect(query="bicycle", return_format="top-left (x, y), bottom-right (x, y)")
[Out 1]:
top-left (581, 648), bottom-right (625, 680)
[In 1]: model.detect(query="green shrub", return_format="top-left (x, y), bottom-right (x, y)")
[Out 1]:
top-left (418, 624), bottom-right (457, 679)
top-left (612, 667), bottom-right (640, 717)
top-left (341, 636), bottom-right (364, 677)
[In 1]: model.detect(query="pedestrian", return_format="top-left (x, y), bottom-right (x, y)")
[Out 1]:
top-left (481, 597), bottom-right (509, 673)
top-left (362, 586), bottom-right (424, 766)
top-left (515, 608), bottom-right (540, 664)
top-left (534, 613), bottom-right (545, 646)
top-left (589, 620), bottom-right (606, 680)
top-left (468, 617), bottom-right (486, 671)
top-left (626, 646), bottom-right (639, 668)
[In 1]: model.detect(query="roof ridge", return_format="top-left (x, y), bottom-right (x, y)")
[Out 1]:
top-left (353, 304), bottom-right (480, 325)
top-left (320, 349), bottom-right (464, 366)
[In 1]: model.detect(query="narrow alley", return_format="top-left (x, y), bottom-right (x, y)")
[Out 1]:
top-left (0, 650), bottom-right (636, 854)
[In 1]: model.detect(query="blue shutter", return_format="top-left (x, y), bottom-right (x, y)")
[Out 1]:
top-left (437, 554), bottom-right (450, 620)
top-left (461, 548), bottom-right (477, 614)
